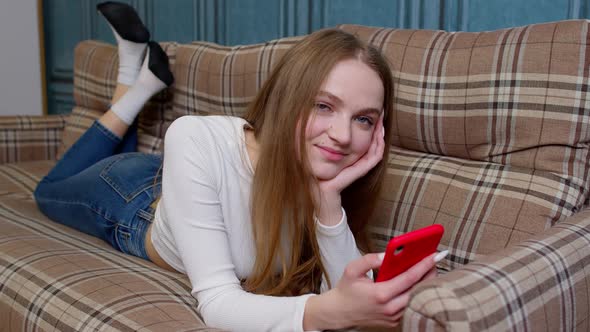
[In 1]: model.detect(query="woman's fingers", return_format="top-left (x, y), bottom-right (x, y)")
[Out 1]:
top-left (392, 310), bottom-right (404, 322)
top-left (421, 267), bottom-right (438, 282)
top-left (381, 289), bottom-right (410, 316)
top-left (368, 311), bottom-right (403, 328)
top-left (365, 319), bottom-right (400, 328)
top-left (343, 253), bottom-right (383, 279)
top-left (358, 122), bottom-right (384, 172)
top-left (370, 113), bottom-right (385, 161)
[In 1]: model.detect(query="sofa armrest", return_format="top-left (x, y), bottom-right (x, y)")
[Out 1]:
top-left (0, 114), bottom-right (67, 164)
top-left (403, 207), bottom-right (590, 331)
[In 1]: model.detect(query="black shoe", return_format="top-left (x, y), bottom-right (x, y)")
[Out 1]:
top-left (97, 1), bottom-right (150, 43)
top-left (147, 41), bottom-right (174, 87)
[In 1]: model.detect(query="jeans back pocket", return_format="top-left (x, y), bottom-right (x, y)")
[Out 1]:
top-left (100, 152), bottom-right (162, 203)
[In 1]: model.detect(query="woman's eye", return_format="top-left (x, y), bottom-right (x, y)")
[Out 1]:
top-left (315, 103), bottom-right (331, 112)
top-left (356, 116), bottom-right (374, 126)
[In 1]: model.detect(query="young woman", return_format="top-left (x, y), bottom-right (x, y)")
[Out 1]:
top-left (34, 2), bottom-right (445, 331)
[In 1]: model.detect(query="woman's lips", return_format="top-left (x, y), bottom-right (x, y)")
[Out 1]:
top-left (317, 145), bottom-right (346, 161)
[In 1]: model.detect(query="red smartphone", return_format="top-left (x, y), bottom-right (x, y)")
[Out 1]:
top-left (376, 224), bottom-right (444, 282)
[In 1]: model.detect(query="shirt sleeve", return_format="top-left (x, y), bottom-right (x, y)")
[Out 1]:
top-left (161, 116), bottom-right (314, 332)
top-left (315, 209), bottom-right (373, 292)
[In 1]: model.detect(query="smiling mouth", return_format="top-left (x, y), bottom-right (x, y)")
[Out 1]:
top-left (316, 145), bottom-right (347, 161)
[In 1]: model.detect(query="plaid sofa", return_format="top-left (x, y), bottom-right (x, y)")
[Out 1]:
top-left (1, 19), bottom-right (589, 331)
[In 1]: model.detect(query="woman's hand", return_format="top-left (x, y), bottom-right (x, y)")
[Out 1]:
top-left (312, 113), bottom-right (385, 225)
top-left (303, 252), bottom-right (438, 331)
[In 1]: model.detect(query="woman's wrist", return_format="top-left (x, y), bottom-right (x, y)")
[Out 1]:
top-left (302, 293), bottom-right (322, 331)
top-left (303, 290), bottom-right (344, 331)
top-left (315, 192), bottom-right (342, 226)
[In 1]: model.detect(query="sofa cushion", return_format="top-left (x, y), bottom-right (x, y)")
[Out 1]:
top-left (56, 107), bottom-right (164, 159)
top-left (373, 146), bottom-right (588, 270)
top-left (170, 36), bottom-right (303, 119)
top-left (339, 21), bottom-right (590, 182)
top-left (0, 195), bottom-right (215, 331)
top-left (404, 207), bottom-right (590, 331)
top-left (0, 115), bottom-right (66, 164)
top-left (0, 160), bottom-right (55, 200)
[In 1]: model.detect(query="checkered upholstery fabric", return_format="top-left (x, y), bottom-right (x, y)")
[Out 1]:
top-left (56, 106), bottom-right (103, 159)
top-left (403, 208), bottom-right (590, 331)
top-left (376, 145), bottom-right (588, 271)
top-left (339, 22), bottom-right (590, 180)
top-left (0, 115), bottom-right (66, 164)
top-left (171, 37), bottom-right (302, 118)
top-left (0, 161), bottom-right (55, 199)
top-left (0, 161), bottom-right (217, 331)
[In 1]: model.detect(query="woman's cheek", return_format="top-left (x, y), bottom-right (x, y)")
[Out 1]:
top-left (306, 116), bottom-right (330, 140)
top-left (355, 130), bottom-right (374, 153)
top-left (343, 132), bottom-right (371, 166)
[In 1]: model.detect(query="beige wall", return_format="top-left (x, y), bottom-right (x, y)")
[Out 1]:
top-left (0, 0), bottom-right (43, 116)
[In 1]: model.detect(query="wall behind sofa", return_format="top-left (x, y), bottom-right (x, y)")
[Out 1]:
top-left (44, 0), bottom-right (590, 115)
top-left (0, 0), bottom-right (44, 116)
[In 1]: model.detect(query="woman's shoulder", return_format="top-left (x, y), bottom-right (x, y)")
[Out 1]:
top-left (168, 115), bottom-right (247, 134)
top-left (163, 115), bottom-right (252, 177)
top-left (165, 115), bottom-right (250, 160)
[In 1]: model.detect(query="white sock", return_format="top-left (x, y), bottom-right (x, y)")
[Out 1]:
top-left (110, 25), bottom-right (147, 86)
top-left (111, 53), bottom-right (167, 125)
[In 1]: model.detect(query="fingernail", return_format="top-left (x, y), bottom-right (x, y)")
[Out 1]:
top-left (433, 250), bottom-right (448, 263)
top-left (377, 252), bottom-right (385, 262)
top-left (381, 127), bottom-right (385, 138)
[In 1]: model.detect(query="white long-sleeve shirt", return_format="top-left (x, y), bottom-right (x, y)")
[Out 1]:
top-left (150, 115), bottom-right (365, 331)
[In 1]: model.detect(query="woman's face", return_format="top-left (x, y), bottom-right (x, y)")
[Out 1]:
top-left (304, 58), bottom-right (384, 181)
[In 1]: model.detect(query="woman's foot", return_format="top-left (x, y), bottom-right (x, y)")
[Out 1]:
top-left (97, 1), bottom-right (150, 42)
top-left (97, 1), bottom-right (150, 85)
top-left (110, 42), bottom-right (174, 125)
top-left (146, 41), bottom-right (174, 87)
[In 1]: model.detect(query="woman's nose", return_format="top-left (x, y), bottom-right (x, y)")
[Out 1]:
top-left (327, 119), bottom-right (352, 145)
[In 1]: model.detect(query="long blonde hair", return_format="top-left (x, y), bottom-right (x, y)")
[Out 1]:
top-left (243, 28), bottom-right (394, 295)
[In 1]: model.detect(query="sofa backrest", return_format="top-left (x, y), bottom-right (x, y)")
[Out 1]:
top-left (70, 21), bottom-right (590, 180)
top-left (341, 22), bottom-right (590, 181)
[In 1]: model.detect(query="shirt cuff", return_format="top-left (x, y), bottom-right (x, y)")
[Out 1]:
top-left (315, 207), bottom-right (347, 237)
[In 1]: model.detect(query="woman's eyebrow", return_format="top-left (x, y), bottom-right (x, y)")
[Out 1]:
top-left (317, 90), bottom-right (343, 104)
top-left (358, 108), bottom-right (381, 117)
top-left (317, 90), bottom-right (381, 115)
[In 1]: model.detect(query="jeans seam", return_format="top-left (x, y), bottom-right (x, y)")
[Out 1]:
top-left (114, 224), bottom-right (128, 254)
top-left (35, 196), bottom-right (119, 226)
top-left (100, 174), bottom-right (160, 203)
top-left (98, 155), bottom-right (133, 202)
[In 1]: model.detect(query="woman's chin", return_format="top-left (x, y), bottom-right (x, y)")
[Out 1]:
top-left (311, 167), bottom-right (341, 181)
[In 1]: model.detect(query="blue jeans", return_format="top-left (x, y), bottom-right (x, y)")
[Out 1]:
top-left (33, 120), bottom-right (162, 260)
